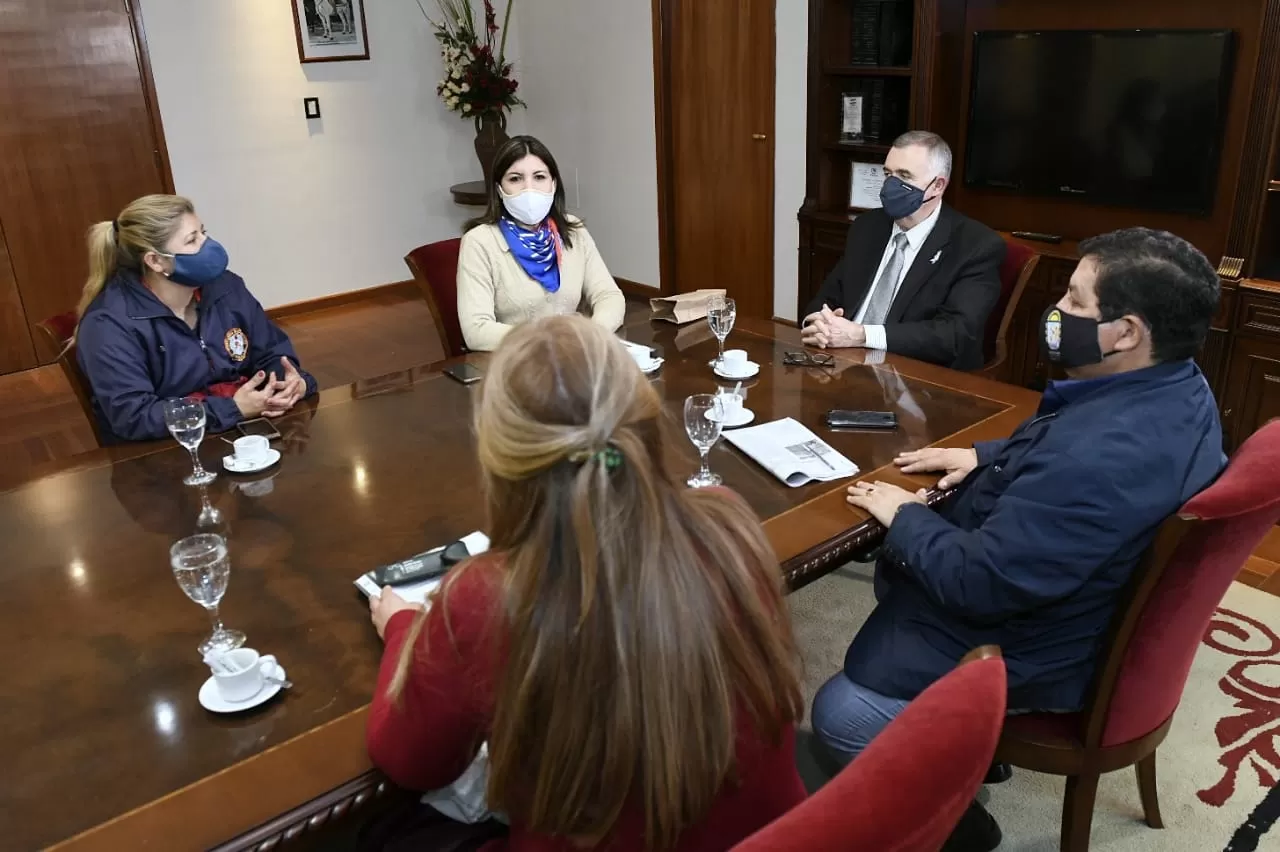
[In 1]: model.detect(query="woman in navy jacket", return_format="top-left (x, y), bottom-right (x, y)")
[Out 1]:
top-left (76, 195), bottom-right (317, 443)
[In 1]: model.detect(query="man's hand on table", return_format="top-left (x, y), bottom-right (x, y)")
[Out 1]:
top-left (801, 305), bottom-right (866, 349)
top-left (846, 480), bottom-right (927, 527)
top-left (895, 447), bottom-right (979, 490)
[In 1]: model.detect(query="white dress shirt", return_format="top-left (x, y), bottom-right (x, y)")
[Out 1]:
top-left (854, 204), bottom-right (943, 350)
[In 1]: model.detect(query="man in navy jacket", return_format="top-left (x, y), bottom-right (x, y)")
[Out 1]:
top-left (812, 227), bottom-right (1225, 850)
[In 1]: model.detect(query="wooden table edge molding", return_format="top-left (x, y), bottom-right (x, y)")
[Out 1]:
top-left (32, 315), bottom-right (1042, 852)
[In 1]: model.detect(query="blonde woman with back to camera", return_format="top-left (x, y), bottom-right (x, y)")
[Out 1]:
top-left (455, 135), bottom-right (626, 351)
top-left (366, 315), bottom-right (805, 851)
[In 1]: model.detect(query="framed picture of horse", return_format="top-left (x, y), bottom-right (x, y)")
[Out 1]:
top-left (291, 0), bottom-right (370, 63)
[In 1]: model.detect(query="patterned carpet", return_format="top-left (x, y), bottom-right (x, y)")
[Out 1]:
top-left (789, 566), bottom-right (1280, 851)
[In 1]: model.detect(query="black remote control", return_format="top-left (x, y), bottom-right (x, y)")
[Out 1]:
top-left (373, 540), bottom-right (470, 586)
top-left (1011, 230), bottom-right (1064, 244)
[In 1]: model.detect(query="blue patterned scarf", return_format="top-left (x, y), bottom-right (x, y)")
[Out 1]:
top-left (498, 217), bottom-right (562, 293)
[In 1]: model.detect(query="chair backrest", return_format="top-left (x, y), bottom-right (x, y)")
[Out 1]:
top-left (1084, 419), bottom-right (1280, 748)
top-left (982, 239), bottom-right (1039, 370)
top-left (36, 312), bottom-right (105, 448)
top-left (733, 651), bottom-right (1007, 852)
top-left (404, 238), bottom-right (466, 359)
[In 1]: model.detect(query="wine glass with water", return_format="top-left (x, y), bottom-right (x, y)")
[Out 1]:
top-left (164, 399), bottom-right (217, 486)
top-left (684, 393), bottom-right (726, 488)
top-left (707, 296), bottom-right (736, 367)
top-left (170, 533), bottom-right (245, 655)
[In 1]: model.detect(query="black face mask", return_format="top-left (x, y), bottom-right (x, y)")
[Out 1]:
top-left (1040, 306), bottom-right (1116, 368)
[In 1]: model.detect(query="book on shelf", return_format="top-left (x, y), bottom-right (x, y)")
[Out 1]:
top-left (849, 0), bottom-right (913, 68)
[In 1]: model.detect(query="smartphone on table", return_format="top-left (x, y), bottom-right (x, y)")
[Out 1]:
top-left (444, 363), bottom-right (484, 385)
top-left (238, 417), bottom-right (283, 440)
top-left (825, 410), bottom-right (898, 430)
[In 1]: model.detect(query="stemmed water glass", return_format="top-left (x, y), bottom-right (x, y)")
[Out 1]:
top-left (684, 393), bottom-right (726, 488)
top-left (164, 399), bottom-right (217, 486)
top-left (170, 533), bottom-right (245, 656)
top-left (707, 296), bottom-right (737, 367)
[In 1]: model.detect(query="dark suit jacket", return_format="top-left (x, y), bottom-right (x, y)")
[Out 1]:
top-left (805, 205), bottom-right (1005, 370)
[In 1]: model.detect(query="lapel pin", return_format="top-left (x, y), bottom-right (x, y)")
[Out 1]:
top-left (930, 251), bottom-right (942, 265)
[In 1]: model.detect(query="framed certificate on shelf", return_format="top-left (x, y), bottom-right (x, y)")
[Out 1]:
top-left (849, 162), bottom-right (885, 210)
top-left (840, 94), bottom-right (865, 143)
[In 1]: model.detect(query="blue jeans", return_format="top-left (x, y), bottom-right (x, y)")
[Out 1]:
top-left (811, 672), bottom-right (910, 766)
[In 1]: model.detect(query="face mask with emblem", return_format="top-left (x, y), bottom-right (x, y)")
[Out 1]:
top-left (162, 237), bottom-right (230, 287)
top-left (1039, 305), bottom-right (1118, 368)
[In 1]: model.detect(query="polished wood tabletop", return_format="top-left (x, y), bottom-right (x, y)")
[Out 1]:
top-left (0, 312), bottom-right (1040, 852)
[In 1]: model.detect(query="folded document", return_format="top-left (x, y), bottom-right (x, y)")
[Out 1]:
top-left (723, 417), bottom-right (858, 487)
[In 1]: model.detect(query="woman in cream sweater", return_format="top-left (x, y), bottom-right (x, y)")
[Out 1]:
top-left (456, 135), bottom-right (626, 351)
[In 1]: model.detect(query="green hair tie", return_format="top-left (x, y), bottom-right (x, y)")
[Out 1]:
top-left (569, 445), bottom-right (624, 472)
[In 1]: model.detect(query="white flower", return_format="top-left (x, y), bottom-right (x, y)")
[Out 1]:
top-left (460, 83), bottom-right (471, 92)
top-left (462, 103), bottom-right (471, 113)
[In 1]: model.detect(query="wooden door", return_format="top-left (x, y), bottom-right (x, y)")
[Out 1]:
top-left (657, 0), bottom-right (776, 318)
top-left (0, 0), bottom-right (171, 370)
top-left (0, 229), bottom-right (36, 373)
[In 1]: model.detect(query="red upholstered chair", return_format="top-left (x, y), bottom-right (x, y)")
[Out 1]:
top-left (976, 239), bottom-right (1039, 381)
top-left (733, 648), bottom-right (1007, 852)
top-left (36, 312), bottom-right (105, 448)
top-left (996, 419), bottom-right (1280, 852)
top-left (404, 238), bottom-right (466, 359)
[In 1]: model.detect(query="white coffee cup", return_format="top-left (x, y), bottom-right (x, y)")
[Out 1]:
top-left (717, 392), bottom-right (744, 419)
top-left (721, 349), bottom-right (750, 372)
top-left (209, 647), bottom-right (279, 702)
top-left (233, 434), bottom-right (270, 466)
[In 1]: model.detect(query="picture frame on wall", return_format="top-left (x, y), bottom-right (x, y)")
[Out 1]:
top-left (291, 0), bottom-right (370, 63)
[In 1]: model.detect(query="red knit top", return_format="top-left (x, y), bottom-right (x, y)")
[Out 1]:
top-left (366, 556), bottom-right (805, 851)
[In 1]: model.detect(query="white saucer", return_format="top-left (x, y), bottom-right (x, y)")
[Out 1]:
top-left (706, 408), bottom-right (755, 428)
top-left (198, 664), bottom-right (287, 714)
top-left (222, 448), bottom-right (281, 474)
top-left (637, 358), bottom-right (664, 374)
top-left (713, 361), bottom-right (760, 380)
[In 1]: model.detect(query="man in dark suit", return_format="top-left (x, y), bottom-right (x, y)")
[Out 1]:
top-left (803, 131), bottom-right (1005, 370)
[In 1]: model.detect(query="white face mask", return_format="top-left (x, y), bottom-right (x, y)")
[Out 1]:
top-left (500, 187), bottom-right (555, 226)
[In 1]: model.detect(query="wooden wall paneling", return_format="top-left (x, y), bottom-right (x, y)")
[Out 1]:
top-left (126, 0), bottom-right (176, 195)
top-left (1220, 336), bottom-right (1280, 449)
top-left (1236, 0), bottom-right (1280, 276)
top-left (0, 0), bottom-right (170, 366)
top-left (662, 0), bottom-right (776, 318)
top-left (0, 223), bottom-right (37, 374)
top-left (949, 0), bottom-right (1265, 264)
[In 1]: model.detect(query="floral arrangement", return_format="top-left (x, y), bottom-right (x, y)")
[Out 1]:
top-left (422, 0), bottom-right (523, 120)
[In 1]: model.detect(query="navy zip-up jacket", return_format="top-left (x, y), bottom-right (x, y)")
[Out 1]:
top-left (76, 269), bottom-right (317, 443)
top-left (843, 359), bottom-right (1226, 711)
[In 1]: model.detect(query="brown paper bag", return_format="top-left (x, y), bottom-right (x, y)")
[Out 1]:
top-left (649, 288), bottom-right (728, 325)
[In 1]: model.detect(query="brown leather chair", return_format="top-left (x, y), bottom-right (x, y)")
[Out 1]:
top-left (36, 312), bottom-right (105, 448)
top-left (404, 238), bottom-right (466, 359)
top-left (976, 239), bottom-right (1039, 382)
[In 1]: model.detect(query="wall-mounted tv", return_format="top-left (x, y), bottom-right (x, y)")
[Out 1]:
top-left (963, 29), bottom-right (1236, 215)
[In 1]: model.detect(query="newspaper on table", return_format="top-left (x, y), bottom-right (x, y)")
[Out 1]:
top-left (722, 417), bottom-right (858, 487)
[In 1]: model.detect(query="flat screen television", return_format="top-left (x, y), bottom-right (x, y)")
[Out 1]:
top-left (963, 29), bottom-right (1235, 215)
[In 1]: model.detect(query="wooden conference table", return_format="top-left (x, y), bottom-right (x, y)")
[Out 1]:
top-left (0, 311), bottom-right (1040, 852)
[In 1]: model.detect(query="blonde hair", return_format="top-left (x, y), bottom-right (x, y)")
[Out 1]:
top-left (389, 315), bottom-right (802, 849)
top-left (78, 194), bottom-right (196, 318)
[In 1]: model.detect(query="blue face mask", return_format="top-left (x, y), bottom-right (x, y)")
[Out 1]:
top-left (163, 237), bottom-right (230, 287)
top-left (880, 175), bottom-right (938, 221)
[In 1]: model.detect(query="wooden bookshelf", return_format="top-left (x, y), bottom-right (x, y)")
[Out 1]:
top-left (797, 0), bottom-right (932, 316)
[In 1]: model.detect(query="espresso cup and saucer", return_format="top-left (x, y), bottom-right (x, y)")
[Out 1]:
top-left (222, 434), bottom-right (281, 474)
top-left (629, 346), bottom-right (664, 375)
top-left (707, 390), bottom-right (755, 429)
top-left (199, 647), bottom-right (289, 713)
top-left (713, 349), bottom-right (760, 381)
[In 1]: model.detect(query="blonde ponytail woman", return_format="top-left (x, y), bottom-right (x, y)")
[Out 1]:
top-left (75, 195), bottom-right (315, 443)
top-left (365, 315), bottom-right (805, 851)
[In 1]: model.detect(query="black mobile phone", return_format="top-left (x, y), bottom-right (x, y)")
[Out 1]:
top-left (238, 417), bottom-right (282, 440)
top-left (444, 363), bottom-right (484, 385)
top-left (825, 409), bottom-right (898, 430)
